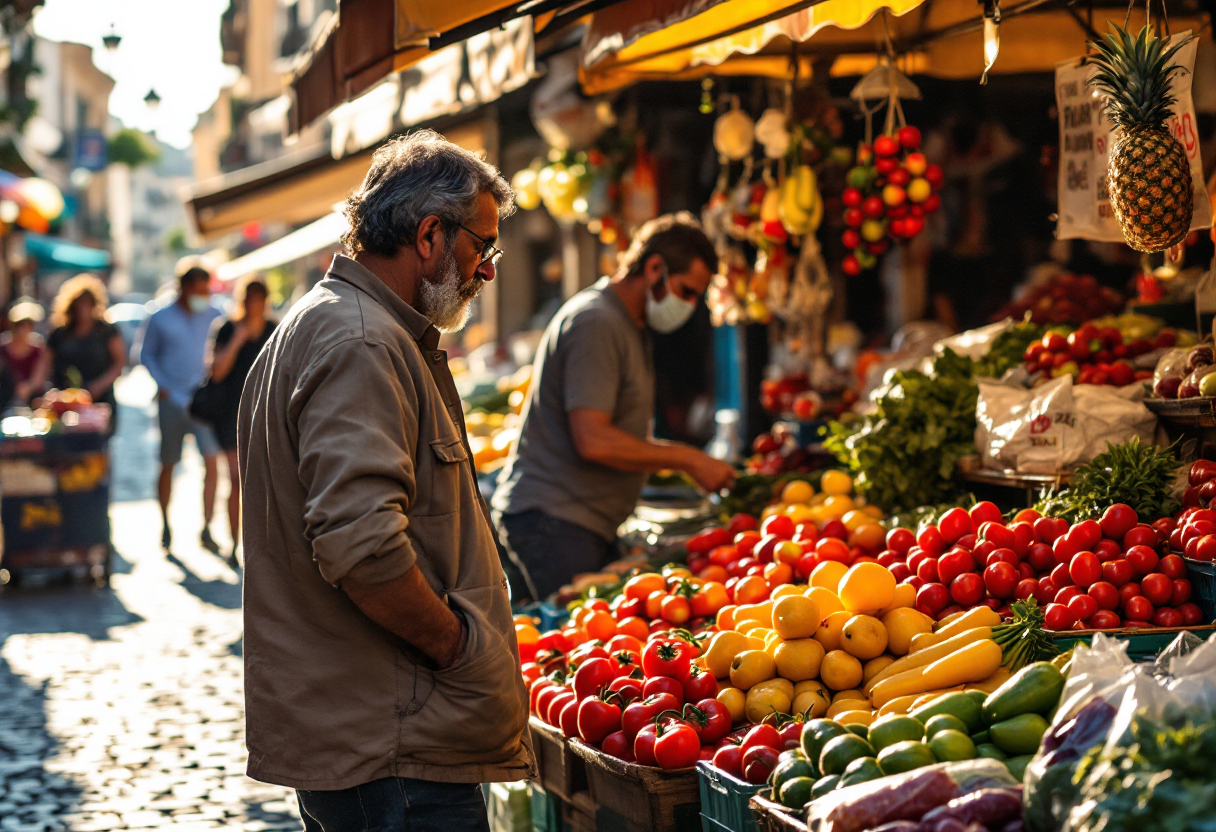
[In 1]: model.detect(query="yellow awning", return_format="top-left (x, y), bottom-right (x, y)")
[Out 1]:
top-left (581, 0), bottom-right (1210, 92)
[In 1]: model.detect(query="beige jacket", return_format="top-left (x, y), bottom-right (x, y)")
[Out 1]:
top-left (238, 254), bottom-right (534, 790)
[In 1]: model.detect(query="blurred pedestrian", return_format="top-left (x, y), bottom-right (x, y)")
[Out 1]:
top-left (2, 300), bottom-right (45, 403)
top-left (137, 262), bottom-right (222, 553)
top-left (205, 275), bottom-right (275, 563)
top-left (239, 130), bottom-right (531, 832)
top-left (34, 275), bottom-right (124, 418)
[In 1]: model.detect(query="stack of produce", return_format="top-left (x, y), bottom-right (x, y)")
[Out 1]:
top-left (463, 365), bottom-right (531, 473)
top-left (768, 657), bottom-right (1068, 807)
top-left (990, 272), bottom-right (1124, 325)
top-left (1153, 343), bottom-right (1216, 399)
top-left (1021, 322), bottom-right (1158, 386)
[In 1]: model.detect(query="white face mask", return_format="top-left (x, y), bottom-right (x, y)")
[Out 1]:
top-left (645, 268), bottom-right (696, 333)
top-left (187, 295), bottom-right (210, 314)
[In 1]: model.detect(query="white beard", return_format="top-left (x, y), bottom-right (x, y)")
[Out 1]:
top-left (418, 244), bottom-right (482, 332)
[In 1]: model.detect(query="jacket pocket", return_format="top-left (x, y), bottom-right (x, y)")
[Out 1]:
top-left (399, 583), bottom-right (529, 766)
top-left (421, 437), bottom-right (467, 516)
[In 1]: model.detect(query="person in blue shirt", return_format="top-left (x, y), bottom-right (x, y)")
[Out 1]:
top-left (137, 262), bottom-right (223, 552)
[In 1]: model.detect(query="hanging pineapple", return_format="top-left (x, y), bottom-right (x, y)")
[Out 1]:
top-left (1087, 25), bottom-right (1195, 252)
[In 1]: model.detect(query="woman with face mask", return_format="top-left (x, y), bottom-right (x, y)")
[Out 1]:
top-left (492, 213), bottom-right (736, 603)
top-left (34, 274), bottom-right (126, 428)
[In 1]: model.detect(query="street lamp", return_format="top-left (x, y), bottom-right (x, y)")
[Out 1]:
top-left (102, 26), bottom-right (120, 53)
top-left (144, 89), bottom-right (161, 111)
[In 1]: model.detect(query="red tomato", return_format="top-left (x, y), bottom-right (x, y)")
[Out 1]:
top-left (607, 675), bottom-right (644, 704)
top-left (983, 562), bottom-right (1019, 599)
top-left (979, 521), bottom-right (1014, 551)
top-left (1069, 552), bottom-right (1101, 588)
top-left (559, 698), bottom-right (581, 738)
top-left (1121, 524), bottom-right (1158, 550)
top-left (937, 549), bottom-right (976, 585)
top-left (760, 514), bottom-right (794, 540)
top-left (915, 582), bottom-right (950, 616)
top-left (740, 723), bottom-right (782, 752)
top-left (1189, 459), bottom-right (1216, 485)
top-left (538, 630), bottom-right (572, 653)
top-left (1158, 554), bottom-right (1187, 579)
top-left (530, 679), bottom-right (558, 714)
top-left (1179, 602), bottom-right (1204, 626)
top-left (1067, 594), bottom-right (1098, 622)
top-left (1152, 607), bottom-right (1184, 627)
top-left (986, 548), bottom-right (1019, 568)
top-left (1088, 610), bottom-right (1121, 629)
top-left (1125, 545), bottom-right (1160, 577)
top-left (907, 548), bottom-right (930, 573)
top-left (1027, 543), bottom-right (1056, 572)
top-left (1184, 520), bottom-right (1216, 545)
top-left (1055, 585), bottom-right (1082, 606)
top-left (1052, 534), bottom-right (1080, 566)
top-left (742, 746), bottom-right (780, 785)
top-left (727, 514), bottom-right (758, 535)
top-left (633, 722), bottom-right (660, 765)
top-left (1170, 528), bottom-right (1186, 552)
top-left (712, 743), bottom-right (744, 778)
top-left (1195, 534), bottom-right (1216, 562)
top-left (916, 557), bottom-right (940, 583)
top-left (950, 573), bottom-right (985, 606)
top-left (578, 696), bottom-right (623, 745)
top-left (917, 526), bottom-right (945, 557)
top-left (816, 538), bottom-right (852, 564)
top-left (621, 693), bottom-right (680, 742)
top-left (1098, 504), bottom-right (1138, 541)
top-left (972, 540), bottom-right (997, 563)
top-left (653, 723), bottom-right (700, 769)
top-left (1141, 573), bottom-right (1174, 606)
top-left (938, 508), bottom-right (974, 545)
top-left (1069, 520), bottom-right (1103, 551)
top-left (1119, 582), bottom-right (1142, 607)
top-left (903, 575), bottom-right (925, 590)
top-left (1018, 562), bottom-right (1037, 581)
top-left (1033, 577), bottom-right (1057, 606)
top-left (889, 563), bottom-right (912, 582)
top-left (601, 730), bottom-right (633, 761)
top-left (546, 690), bottom-right (576, 727)
top-left (1171, 579), bottom-right (1192, 606)
top-left (643, 676), bottom-right (684, 702)
top-left (1051, 562), bottom-right (1074, 588)
top-left (820, 519), bottom-right (848, 541)
top-left (795, 552), bottom-right (820, 579)
top-left (682, 666), bottom-right (717, 703)
top-left (776, 721), bottom-right (802, 750)
top-left (574, 658), bottom-right (618, 700)
top-left (1034, 516), bottom-right (1068, 544)
top-left (1014, 578), bottom-right (1039, 601)
top-left (642, 639), bottom-right (692, 680)
top-left (1088, 581), bottom-right (1119, 611)
top-left (1044, 602), bottom-right (1076, 630)
top-left (969, 501), bottom-right (1004, 528)
top-left (1093, 539), bottom-right (1122, 563)
top-left (1152, 517), bottom-right (1176, 539)
top-left (886, 527), bottom-right (915, 556)
top-left (1123, 595), bottom-right (1154, 622)
top-left (955, 534), bottom-right (977, 552)
top-left (734, 531), bottom-right (762, 558)
top-left (1101, 558), bottom-right (1134, 587)
top-left (695, 698), bottom-right (732, 745)
top-left (1009, 522), bottom-right (1035, 556)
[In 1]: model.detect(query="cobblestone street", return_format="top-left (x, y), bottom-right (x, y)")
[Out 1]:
top-left (0, 370), bottom-right (301, 831)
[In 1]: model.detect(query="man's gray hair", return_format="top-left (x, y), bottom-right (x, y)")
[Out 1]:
top-left (342, 129), bottom-right (514, 258)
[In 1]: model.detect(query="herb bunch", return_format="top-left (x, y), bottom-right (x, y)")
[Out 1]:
top-left (1034, 437), bottom-right (1180, 523)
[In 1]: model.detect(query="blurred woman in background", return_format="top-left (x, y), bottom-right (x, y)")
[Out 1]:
top-left (2, 300), bottom-right (46, 403)
top-left (35, 275), bottom-right (125, 422)
top-left (206, 275), bottom-right (275, 563)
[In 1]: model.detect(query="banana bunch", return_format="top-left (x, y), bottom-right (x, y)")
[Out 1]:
top-left (779, 165), bottom-right (822, 236)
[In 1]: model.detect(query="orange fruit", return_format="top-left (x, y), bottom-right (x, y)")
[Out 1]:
top-left (624, 573), bottom-right (666, 601)
top-left (616, 616), bottom-right (649, 641)
top-left (733, 575), bottom-right (770, 605)
top-left (837, 562), bottom-right (897, 614)
top-left (764, 562), bottom-right (793, 588)
top-left (583, 610), bottom-right (617, 642)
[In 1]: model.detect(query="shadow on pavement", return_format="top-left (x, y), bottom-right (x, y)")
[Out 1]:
top-left (165, 552), bottom-right (242, 610)
top-left (0, 656), bottom-right (83, 823)
top-left (0, 587), bottom-right (144, 641)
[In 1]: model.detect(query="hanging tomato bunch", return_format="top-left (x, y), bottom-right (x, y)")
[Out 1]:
top-left (839, 127), bottom-right (943, 276)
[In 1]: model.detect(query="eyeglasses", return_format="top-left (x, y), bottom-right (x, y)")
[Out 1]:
top-left (457, 224), bottom-right (504, 266)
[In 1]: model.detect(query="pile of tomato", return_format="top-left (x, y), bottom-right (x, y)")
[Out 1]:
top-left (883, 502), bottom-right (1200, 630)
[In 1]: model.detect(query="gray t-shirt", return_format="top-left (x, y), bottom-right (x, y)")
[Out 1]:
top-left (493, 278), bottom-right (653, 541)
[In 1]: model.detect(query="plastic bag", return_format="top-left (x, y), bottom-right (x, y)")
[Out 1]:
top-left (806, 759), bottom-right (1017, 832)
top-left (975, 376), bottom-right (1155, 474)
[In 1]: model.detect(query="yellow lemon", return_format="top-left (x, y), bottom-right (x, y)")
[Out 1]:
top-left (810, 561), bottom-right (848, 593)
top-left (820, 649), bottom-right (864, 691)
top-left (704, 630), bottom-right (760, 679)
top-left (805, 586), bottom-right (845, 618)
top-left (729, 649), bottom-right (777, 690)
top-left (837, 562), bottom-right (897, 614)
top-left (716, 686), bottom-right (746, 723)
top-left (863, 656), bottom-right (896, 685)
top-left (785, 505), bottom-right (816, 524)
top-left (880, 607), bottom-right (934, 656)
top-left (826, 698), bottom-right (870, 719)
top-left (863, 505), bottom-right (885, 520)
top-left (841, 510), bottom-right (870, 533)
top-left (781, 480), bottom-right (815, 504)
top-left (773, 638), bottom-right (825, 682)
top-left (772, 595), bottom-right (821, 640)
top-left (745, 684), bottom-right (792, 724)
top-left (814, 611), bottom-right (851, 652)
top-left (809, 492), bottom-right (829, 507)
top-left (822, 495), bottom-right (855, 519)
top-left (792, 681), bottom-right (832, 718)
top-left (879, 583), bottom-right (918, 616)
top-left (751, 677), bottom-right (795, 700)
top-left (771, 584), bottom-right (805, 600)
top-left (760, 505), bottom-right (781, 520)
top-left (841, 615), bottom-right (888, 660)
top-left (764, 632), bottom-right (784, 657)
top-left (821, 470), bottom-right (853, 496)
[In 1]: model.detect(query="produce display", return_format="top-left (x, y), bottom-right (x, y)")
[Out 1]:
top-left (462, 365), bottom-right (530, 473)
top-left (991, 273), bottom-right (1125, 326)
top-left (1152, 342), bottom-right (1216, 399)
top-left (1020, 322), bottom-right (1158, 386)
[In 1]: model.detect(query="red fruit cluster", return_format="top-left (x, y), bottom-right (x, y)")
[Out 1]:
top-left (991, 272), bottom-right (1125, 326)
top-left (712, 722), bottom-right (801, 785)
top-left (841, 126), bottom-right (942, 277)
top-left (526, 634), bottom-right (732, 770)
top-left (1179, 460), bottom-right (1216, 530)
top-left (1022, 322), bottom-right (1158, 386)
top-left (884, 502), bottom-right (1200, 630)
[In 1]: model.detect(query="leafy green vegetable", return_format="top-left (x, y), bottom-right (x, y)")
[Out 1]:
top-left (825, 349), bottom-right (978, 513)
top-left (973, 319), bottom-right (1047, 379)
top-left (1034, 437), bottom-right (1181, 523)
top-left (1070, 710), bottom-right (1216, 832)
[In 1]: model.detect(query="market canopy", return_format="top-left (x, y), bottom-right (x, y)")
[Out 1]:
top-left (580, 0), bottom-right (1208, 93)
top-left (215, 213), bottom-right (346, 283)
top-left (25, 232), bottom-right (111, 271)
top-left (290, 0), bottom-right (584, 133)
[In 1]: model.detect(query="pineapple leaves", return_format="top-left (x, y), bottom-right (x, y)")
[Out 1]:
top-left (1086, 24), bottom-right (1195, 129)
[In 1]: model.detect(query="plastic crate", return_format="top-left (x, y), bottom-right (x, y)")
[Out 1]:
top-left (1050, 624), bottom-right (1216, 659)
top-left (488, 781), bottom-right (532, 832)
top-left (1184, 557), bottom-right (1216, 623)
top-left (697, 762), bottom-right (763, 832)
top-left (568, 739), bottom-right (701, 832)
top-left (529, 784), bottom-right (565, 832)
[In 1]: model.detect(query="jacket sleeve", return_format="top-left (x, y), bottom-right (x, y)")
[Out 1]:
top-left (292, 337), bottom-right (419, 587)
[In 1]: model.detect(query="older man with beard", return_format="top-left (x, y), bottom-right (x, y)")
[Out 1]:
top-left (237, 130), bottom-right (533, 832)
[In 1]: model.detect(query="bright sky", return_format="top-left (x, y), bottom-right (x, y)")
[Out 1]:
top-left (32, 0), bottom-right (235, 149)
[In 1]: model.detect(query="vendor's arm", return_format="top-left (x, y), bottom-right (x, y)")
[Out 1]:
top-left (570, 407), bottom-right (735, 492)
top-left (294, 337), bottom-right (465, 669)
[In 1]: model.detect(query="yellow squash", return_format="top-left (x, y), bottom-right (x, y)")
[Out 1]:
top-left (863, 627), bottom-right (993, 695)
top-left (869, 639), bottom-right (1004, 708)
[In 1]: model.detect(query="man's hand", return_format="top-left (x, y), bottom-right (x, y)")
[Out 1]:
top-left (684, 451), bottom-right (736, 493)
top-left (343, 564), bottom-right (468, 670)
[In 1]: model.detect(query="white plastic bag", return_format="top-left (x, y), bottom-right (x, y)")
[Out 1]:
top-left (975, 375), bottom-right (1156, 474)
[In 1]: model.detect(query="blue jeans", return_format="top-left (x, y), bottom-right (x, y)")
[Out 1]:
top-left (296, 777), bottom-right (490, 832)
top-left (494, 510), bottom-right (617, 603)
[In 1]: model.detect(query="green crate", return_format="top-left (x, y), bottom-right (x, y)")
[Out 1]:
top-left (1050, 624), bottom-right (1216, 659)
top-left (1184, 557), bottom-right (1216, 623)
top-left (529, 784), bottom-right (566, 832)
top-left (697, 761), bottom-right (763, 832)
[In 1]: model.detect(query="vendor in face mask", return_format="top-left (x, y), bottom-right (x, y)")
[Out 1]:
top-left (493, 213), bottom-right (736, 603)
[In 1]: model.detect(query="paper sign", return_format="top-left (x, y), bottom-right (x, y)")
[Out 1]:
top-left (1056, 31), bottom-right (1211, 242)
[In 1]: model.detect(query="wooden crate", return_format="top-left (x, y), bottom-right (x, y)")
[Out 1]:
top-left (568, 739), bottom-right (701, 832)
top-left (749, 795), bottom-right (805, 832)
top-left (529, 717), bottom-right (588, 802)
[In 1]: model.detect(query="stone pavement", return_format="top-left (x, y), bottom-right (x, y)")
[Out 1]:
top-left (0, 369), bottom-right (301, 831)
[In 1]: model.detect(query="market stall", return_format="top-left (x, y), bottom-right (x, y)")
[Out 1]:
top-left (0, 393), bottom-right (112, 587)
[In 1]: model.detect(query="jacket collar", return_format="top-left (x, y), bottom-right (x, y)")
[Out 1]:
top-left (326, 253), bottom-right (441, 350)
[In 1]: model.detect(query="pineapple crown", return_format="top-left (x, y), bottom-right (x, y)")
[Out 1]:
top-left (1086, 25), bottom-right (1195, 129)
